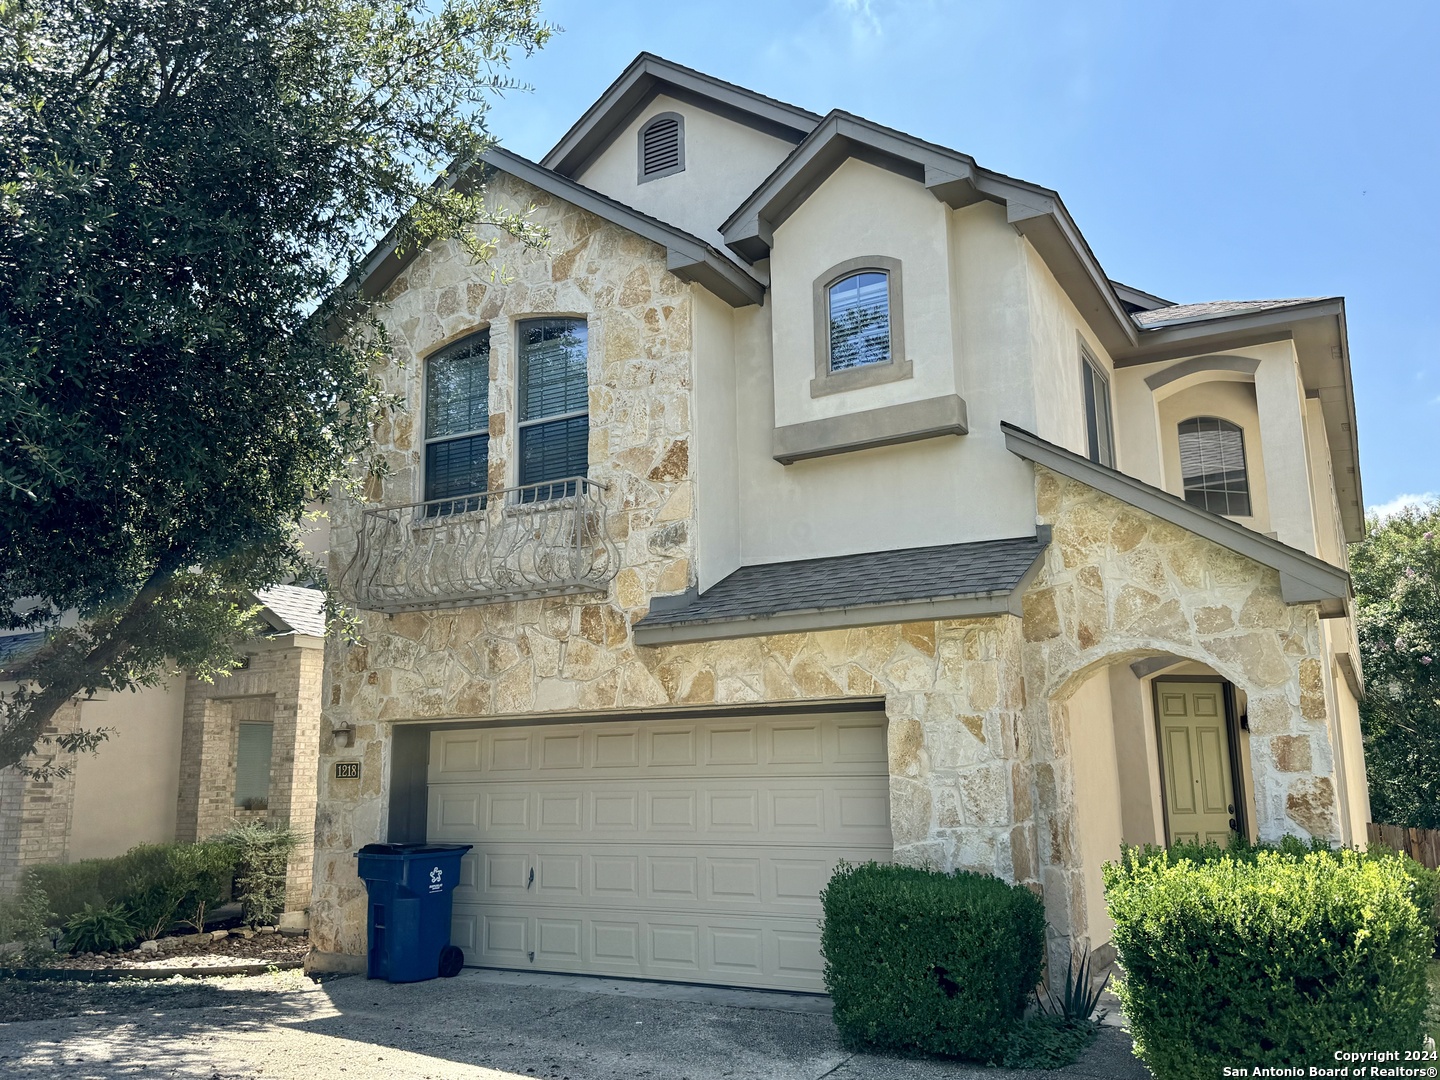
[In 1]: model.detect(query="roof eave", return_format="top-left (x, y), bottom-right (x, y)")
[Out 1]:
top-left (351, 148), bottom-right (766, 310)
top-left (1001, 421), bottom-right (1350, 615)
top-left (1115, 298), bottom-right (1364, 543)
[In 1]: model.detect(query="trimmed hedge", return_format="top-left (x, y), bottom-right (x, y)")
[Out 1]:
top-left (820, 861), bottom-right (1046, 1060)
top-left (1105, 845), bottom-right (1431, 1080)
top-left (1145, 835), bottom-right (1440, 958)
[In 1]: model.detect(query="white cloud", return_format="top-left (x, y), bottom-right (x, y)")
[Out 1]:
top-left (1368, 492), bottom-right (1438, 520)
top-left (834, 0), bottom-right (884, 39)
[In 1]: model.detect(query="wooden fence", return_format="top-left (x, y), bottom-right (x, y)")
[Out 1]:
top-left (1368, 822), bottom-right (1440, 869)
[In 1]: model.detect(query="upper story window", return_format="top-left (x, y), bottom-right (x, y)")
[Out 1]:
top-left (639, 112), bottom-right (685, 182)
top-left (1081, 347), bottom-right (1114, 467)
top-left (518, 317), bottom-right (589, 500)
top-left (810, 256), bottom-right (910, 397)
top-left (828, 271), bottom-right (891, 372)
top-left (424, 330), bottom-right (490, 507)
top-left (1178, 416), bottom-right (1252, 517)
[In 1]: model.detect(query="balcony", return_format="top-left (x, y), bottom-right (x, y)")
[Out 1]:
top-left (339, 478), bottom-right (619, 612)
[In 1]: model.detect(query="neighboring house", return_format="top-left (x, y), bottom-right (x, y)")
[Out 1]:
top-left (311, 54), bottom-right (1370, 989)
top-left (0, 585), bottom-right (326, 917)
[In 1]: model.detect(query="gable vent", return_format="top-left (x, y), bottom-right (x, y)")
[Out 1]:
top-left (639, 113), bottom-right (684, 181)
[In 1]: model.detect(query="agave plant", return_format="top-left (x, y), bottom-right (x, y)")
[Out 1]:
top-left (1042, 952), bottom-right (1111, 1023)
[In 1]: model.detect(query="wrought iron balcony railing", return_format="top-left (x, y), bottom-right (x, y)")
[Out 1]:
top-left (339, 478), bottom-right (618, 612)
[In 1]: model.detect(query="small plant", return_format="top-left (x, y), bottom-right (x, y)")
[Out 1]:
top-left (221, 822), bottom-right (298, 927)
top-left (996, 1013), bottom-right (1099, 1069)
top-left (0, 872), bottom-right (56, 967)
top-left (1041, 952), bottom-right (1110, 1022)
top-left (61, 903), bottom-right (139, 954)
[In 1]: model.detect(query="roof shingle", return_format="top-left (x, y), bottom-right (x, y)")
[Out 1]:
top-left (640, 536), bottom-right (1047, 631)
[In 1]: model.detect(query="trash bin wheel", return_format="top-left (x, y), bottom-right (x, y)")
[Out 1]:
top-left (438, 945), bottom-right (464, 978)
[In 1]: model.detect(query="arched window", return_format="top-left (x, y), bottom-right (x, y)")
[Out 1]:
top-left (1178, 416), bottom-right (1251, 516)
top-left (424, 330), bottom-right (490, 509)
top-left (827, 270), bottom-right (891, 372)
top-left (638, 113), bottom-right (684, 181)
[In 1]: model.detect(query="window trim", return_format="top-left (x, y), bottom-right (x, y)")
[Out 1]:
top-left (1080, 342), bottom-right (1114, 468)
top-left (637, 111), bottom-right (686, 183)
top-left (421, 328), bottom-right (492, 506)
top-left (810, 255), bottom-right (910, 398)
top-left (1177, 414), bottom-right (1253, 518)
top-left (514, 315), bottom-right (591, 498)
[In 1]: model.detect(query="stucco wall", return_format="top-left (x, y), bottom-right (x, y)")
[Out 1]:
top-left (769, 158), bottom-right (958, 427)
top-left (1023, 242), bottom-right (1116, 465)
top-left (1156, 379), bottom-right (1273, 535)
top-left (1064, 668), bottom-right (1123, 947)
top-left (576, 93), bottom-right (795, 249)
top-left (68, 682), bottom-right (187, 860)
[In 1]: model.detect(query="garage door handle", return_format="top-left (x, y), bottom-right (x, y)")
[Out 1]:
top-left (527, 867), bottom-right (534, 889)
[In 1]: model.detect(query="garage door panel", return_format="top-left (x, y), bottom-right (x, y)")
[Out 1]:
top-left (429, 717), bottom-right (887, 782)
top-left (452, 904), bottom-right (837, 992)
top-left (429, 711), bottom-right (890, 992)
top-left (453, 843), bottom-right (891, 911)
top-left (430, 780), bottom-right (892, 846)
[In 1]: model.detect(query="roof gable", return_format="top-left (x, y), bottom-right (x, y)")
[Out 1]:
top-left (355, 147), bottom-right (766, 309)
top-left (543, 53), bottom-right (820, 179)
top-left (718, 111), bottom-right (1139, 356)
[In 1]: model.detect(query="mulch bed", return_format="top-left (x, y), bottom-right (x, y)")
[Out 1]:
top-left (40, 928), bottom-right (309, 973)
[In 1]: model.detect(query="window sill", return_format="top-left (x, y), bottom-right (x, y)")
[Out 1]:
top-left (810, 356), bottom-right (913, 398)
top-left (773, 393), bottom-right (968, 464)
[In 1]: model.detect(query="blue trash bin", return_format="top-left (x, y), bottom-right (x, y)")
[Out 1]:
top-left (355, 842), bottom-right (473, 983)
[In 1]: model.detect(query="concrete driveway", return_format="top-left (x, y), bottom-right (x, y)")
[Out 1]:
top-left (0, 967), bottom-right (1151, 1079)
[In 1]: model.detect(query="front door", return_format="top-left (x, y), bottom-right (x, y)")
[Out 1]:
top-left (1156, 681), bottom-right (1237, 846)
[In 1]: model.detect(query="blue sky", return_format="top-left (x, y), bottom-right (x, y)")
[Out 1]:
top-left (484, 0), bottom-right (1439, 516)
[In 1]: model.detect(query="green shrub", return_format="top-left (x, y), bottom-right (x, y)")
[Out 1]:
top-left (61, 903), bottom-right (139, 954)
top-left (820, 861), bottom-right (1046, 1060)
top-left (1139, 835), bottom-right (1440, 959)
top-left (0, 872), bottom-right (55, 966)
top-left (220, 822), bottom-right (298, 927)
top-left (122, 841), bottom-right (236, 938)
top-left (1105, 846), bottom-right (1431, 1080)
top-left (33, 840), bottom-right (238, 937)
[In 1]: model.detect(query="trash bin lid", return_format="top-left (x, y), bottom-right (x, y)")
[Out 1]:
top-left (355, 842), bottom-right (473, 858)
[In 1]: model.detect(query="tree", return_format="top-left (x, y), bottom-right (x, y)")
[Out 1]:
top-left (0, 0), bottom-right (551, 773)
top-left (1350, 502), bottom-right (1440, 828)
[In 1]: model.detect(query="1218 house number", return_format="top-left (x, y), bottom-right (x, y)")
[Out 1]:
top-left (334, 762), bottom-right (361, 780)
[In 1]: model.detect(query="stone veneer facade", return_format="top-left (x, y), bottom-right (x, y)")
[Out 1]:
top-left (311, 172), bottom-right (1345, 972)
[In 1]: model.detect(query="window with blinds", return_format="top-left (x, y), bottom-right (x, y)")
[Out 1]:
top-left (1178, 416), bottom-right (1252, 517)
top-left (424, 330), bottom-right (490, 509)
top-left (234, 721), bottom-right (274, 810)
top-left (639, 113), bottom-right (684, 181)
top-left (1082, 350), bottom-right (1114, 468)
top-left (518, 318), bottom-right (589, 500)
top-left (827, 271), bottom-right (891, 372)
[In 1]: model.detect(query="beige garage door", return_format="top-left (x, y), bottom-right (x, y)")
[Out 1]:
top-left (426, 710), bottom-right (892, 992)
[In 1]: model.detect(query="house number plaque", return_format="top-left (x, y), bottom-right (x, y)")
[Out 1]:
top-left (334, 761), bottom-right (361, 780)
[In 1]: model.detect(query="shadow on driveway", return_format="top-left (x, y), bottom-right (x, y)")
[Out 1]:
top-left (0, 968), bottom-right (1152, 1079)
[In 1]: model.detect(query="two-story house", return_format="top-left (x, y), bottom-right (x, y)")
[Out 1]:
top-left (310, 54), bottom-right (1370, 991)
